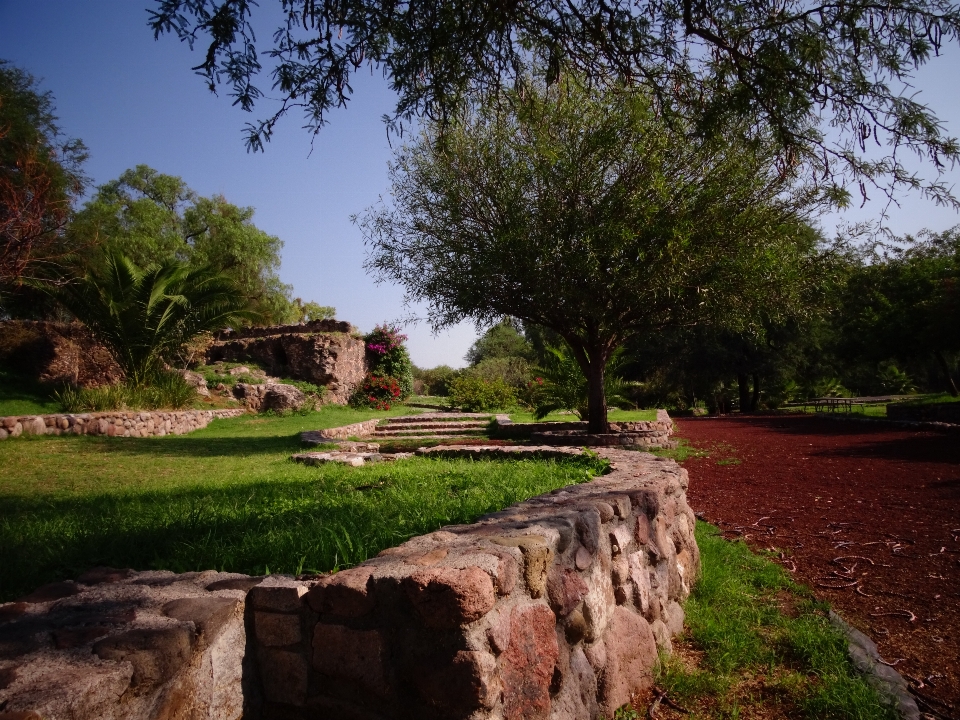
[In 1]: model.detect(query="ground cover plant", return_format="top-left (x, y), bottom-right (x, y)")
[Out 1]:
top-left (0, 405), bottom-right (605, 601)
top-left (635, 522), bottom-right (897, 720)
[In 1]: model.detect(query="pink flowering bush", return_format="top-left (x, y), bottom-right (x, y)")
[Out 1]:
top-left (362, 323), bottom-right (414, 399)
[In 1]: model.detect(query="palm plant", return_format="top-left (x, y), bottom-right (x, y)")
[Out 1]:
top-left (532, 344), bottom-right (633, 420)
top-left (56, 251), bottom-right (258, 386)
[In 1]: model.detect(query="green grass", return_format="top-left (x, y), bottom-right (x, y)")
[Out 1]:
top-left (894, 392), bottom-right (960, 405)
top-left (506, 408), bottom-right (659, 423)
top-left (651, 522), bottom-right (898, 720)
top-left (0, 404), bottom-right (605, 601)
top-left (0, 370), bottom-right (62, 416)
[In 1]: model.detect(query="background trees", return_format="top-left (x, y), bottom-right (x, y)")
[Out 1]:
top-left (71, 165), bottom-right (299, 324)
top-left (0, 61), bottom-right (87, 315)
top-left (361, 77), bottom-right (828, 431)
top-left (149, 0), bottom-right (960, 207)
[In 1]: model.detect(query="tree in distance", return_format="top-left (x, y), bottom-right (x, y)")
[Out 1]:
top-left (149, 0), bottom-right (960, 206)
top-left (70, 165), bottom-right (297, 324)
top-left (54, 251), bottom-right (258, 386)
top-left (359, 77), bottom-right (829, 432)
top-left (0, 60), bottom-right (87, 312)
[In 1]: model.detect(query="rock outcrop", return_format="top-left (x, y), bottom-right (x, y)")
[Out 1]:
top-left (0, 320), bottom-right (122, 388)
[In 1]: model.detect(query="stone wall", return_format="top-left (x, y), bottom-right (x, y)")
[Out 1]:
top-left (0, 449), bottom-right (698, 720)
top-left (887, 401), bottom-right (960, 424)
top-left (496, 410), bottom-right (675, 449)
top-left (214, 319), bottom-right (355, 341)
top-left (0, 408), bottom-right (245, 440)
top-left (207, 327), bottom-right (366, 405)
top-left (0, 320), bottom-right (123, 388)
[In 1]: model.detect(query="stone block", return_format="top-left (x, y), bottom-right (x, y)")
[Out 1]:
top-left (313, 623), bottom-right (388, 696)
top-left (162, 596), bottom-right (240, 640)
top-left (307, 569), bottom-right (375, 617)
top-left (491, 536), bottom-right (552, 598)
top-left (255, 612), bottom-right (302, 647)
top-left (258, 647), bottom-right (309, 706)
top-left (248, 583), bottom-right (308, 613)
top-left (411, 649), bottom-right (499, 715)
top-left (93, 626), bottom-right (195, 690)
top-left (597, 607), bottom-right (656, 717)
top-left (546, 567), bottom-right (588, 617)
top-left (500, 604), bottom-right (559, 720)
top-left (404, 566), bottom-right (496, 627)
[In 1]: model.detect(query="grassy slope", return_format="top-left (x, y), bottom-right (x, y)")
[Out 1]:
top-left (0, 405), bottom-right (603, 601)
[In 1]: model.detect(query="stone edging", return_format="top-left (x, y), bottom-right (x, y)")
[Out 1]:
top-left (828, 611), bottom-right (920, 720)
top-left (0, 448), bottom-right (699, 720)
top-left (0, 408), bottom-right (246, 440)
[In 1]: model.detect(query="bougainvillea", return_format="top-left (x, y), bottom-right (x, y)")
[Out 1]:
top-left (350, 374), bottom-right (402, 410)
top-left (363, 323), bottom-right (414, 400)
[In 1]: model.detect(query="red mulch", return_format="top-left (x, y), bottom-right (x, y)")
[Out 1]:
top-left (675, 415), bottom-right (960, 718)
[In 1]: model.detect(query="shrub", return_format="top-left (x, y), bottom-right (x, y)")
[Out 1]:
top-left (364, 323), bottom-right (414, 399)
top-left (448, 374), bottom-right (516, 411)
top-left (413, 364), bottom-right (457, 396)
top-left (350, 374), bottom-right (402, 410)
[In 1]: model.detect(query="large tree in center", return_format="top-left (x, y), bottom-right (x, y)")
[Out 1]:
top-left (360, 78), bottom-right (828, 432)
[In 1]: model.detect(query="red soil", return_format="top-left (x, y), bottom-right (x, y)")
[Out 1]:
top-left (676, 415), bottom-right (960, 717)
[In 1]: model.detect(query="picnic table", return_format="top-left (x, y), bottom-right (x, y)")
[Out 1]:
top-left (801, 395), bottom-right (904, 413)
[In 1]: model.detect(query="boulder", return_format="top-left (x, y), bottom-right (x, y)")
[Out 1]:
top-left (263, 384), bottom-right (306, 412)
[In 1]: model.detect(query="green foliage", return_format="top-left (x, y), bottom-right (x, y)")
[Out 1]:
top-left (361, 76), bottom-right (825, 431)
top-left (54, 251), bottom-right (257, 386)
top-left (0, 61), bottom-right (88, 315)
top-left (364, 324), bottom-right (414, 399)
top-left (70, 165), bottom-right (297, 324)
top-left (656, 522), bottom-right (898, 719)
top-left (291, 299), bottom-right (336, 322)
top-left (875, 362), bottom-right (917, 394)
top-left (151, 0), bottom-right (960, 210)
top-left (448, 374), bottom-right (517, 411)
top-left (412, 364), bottom-right (457, 396)
top-left (0, 407), bottom-right (604, 600)
top-left (465, 319), bottom-right (535, 365)
top-left (54, 372), bottom-right (196, 412)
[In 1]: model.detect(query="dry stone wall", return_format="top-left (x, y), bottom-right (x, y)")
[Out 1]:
top-left (207, 325), bottom-right (366, 405)
top-left (496, 410), bottom-right (675, 449)
top-left (0, 449), bottom-right (698, 720)
top-left (0, 409), bottom-right (244, 440)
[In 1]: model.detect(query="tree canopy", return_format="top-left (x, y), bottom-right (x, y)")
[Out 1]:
top-left (360, 78), bottom-right (829, 431)
top-left (71, 165), bottom-right (298, 324)
top-left (149, 0), bottom-right (960, 204)
top-left (0, 60), bottom-right (87, 308)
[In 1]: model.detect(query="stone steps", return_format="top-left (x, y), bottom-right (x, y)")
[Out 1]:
top-left (372, 428), bottom-right (489, 438)
top-left (374, 421), bottom-right (489, 432)
top-left (381, 413), bottom-right (491, 424)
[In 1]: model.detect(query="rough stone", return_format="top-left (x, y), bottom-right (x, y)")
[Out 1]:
top-left (547, 567), bottom-right (589, 617)
top-left (500, 604), bottom-right (559, 720)
top-left (307, 569), bottom-right (375, 617)
top-left (313, 624), bottom-right (388, 696)
top-left (597, 607), bottom-right (657, 717)
top-left (162, 596), bottom-right (239, 639)
top-left (93, 626), bottom-right (196, 689)
top-left (404, 566), bottom-right (496, 627)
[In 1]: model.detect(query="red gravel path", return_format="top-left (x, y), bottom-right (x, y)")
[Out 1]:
top-left (676, 415), bottom-right (960, 717)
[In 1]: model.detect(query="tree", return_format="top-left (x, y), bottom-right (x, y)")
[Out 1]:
top-left (71, 165), bottom-right (296, 324)
top-left (360, 78), bottom-right (825, 432)
top-left (465, 319), bottom-right (535, 365)
top-left (0, 61), bottom-right (87, 309)
top-left (149, 0), bottom-right (960, 204)
top-left (55, 251), bottom-right (258, 386)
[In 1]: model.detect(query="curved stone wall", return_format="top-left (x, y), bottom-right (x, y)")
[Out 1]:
top-left (0, 449), bottom-right (698, 720)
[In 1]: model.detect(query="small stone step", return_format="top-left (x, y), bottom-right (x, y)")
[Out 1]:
top-left (383, 413), bottom-right (491, 424)
top-left (293, 452), bottom-right (382, 467)
top-left (375, 421), bottom-right (488, 432)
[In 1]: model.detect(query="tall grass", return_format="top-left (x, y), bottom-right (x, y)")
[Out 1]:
top-left (53, 372), bottom-right (196, 412)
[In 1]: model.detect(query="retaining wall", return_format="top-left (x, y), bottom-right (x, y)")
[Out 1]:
top-left (0, 449), bottom-right (698, 720)
top-left (0, 408), bottom-right (245, 440)
top-left (497, 410), bottom-right (675, 449)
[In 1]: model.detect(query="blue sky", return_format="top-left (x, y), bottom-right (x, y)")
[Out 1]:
top-left (2, 1), bottom-right (958, 367)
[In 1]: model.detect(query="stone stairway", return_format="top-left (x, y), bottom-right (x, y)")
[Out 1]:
top-left (368, 413), bottom-right (492, 440)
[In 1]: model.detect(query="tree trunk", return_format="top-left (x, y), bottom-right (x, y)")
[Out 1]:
top-left (737, 373), bottom-right (750, 413)
top-left (934, 350), bottom-right (959, 396)
top-left (586, 349), bottom-right (608, 434)
top-left (751, 373), bottom-right (761, 411)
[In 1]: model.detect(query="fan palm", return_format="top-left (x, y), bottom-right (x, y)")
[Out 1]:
top-left (56, 251), bottom-right (258, 386)
top-left (532, 344), bottom-right (633, 421)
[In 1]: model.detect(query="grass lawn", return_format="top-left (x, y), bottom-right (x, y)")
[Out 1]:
top-left (0, 404), bottom-right (605, 601)
top-left (507, 408), bottom-right (659, 423)
top-left (643, 522), bottom-right (897, 720)
top-left (0, 370), bottom-right (62, 416)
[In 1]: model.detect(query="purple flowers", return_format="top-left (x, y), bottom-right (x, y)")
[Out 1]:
top-left (365, 324), bottom-right (408, 355)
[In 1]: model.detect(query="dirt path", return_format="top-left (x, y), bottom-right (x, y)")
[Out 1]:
top-left (675, 415), bottom-right (960, 717)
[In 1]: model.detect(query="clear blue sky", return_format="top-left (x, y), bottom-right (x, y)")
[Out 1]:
top-left (2, 1), bottom-right (958, 366)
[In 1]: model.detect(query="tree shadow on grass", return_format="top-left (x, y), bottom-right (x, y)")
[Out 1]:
top-left (73, 432), bottom-right (306, 459)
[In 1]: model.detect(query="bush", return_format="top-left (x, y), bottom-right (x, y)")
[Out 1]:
top-left (365, 324), bottom-right (414, 399)
top-left (55, 372), bottom-right (196, 412)
top-left (448, 375), bottom-right (516, 411)
top-left (413, 364), bottom-right (457, 396)
top-left (350, 374), bottom-right (403, 410)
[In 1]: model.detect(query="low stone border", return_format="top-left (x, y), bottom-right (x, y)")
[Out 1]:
top-left (0, 408), bottom-right (246, 440)
top-left (509, 410), bottom-right (675, 449)
top-left (0, 448), bottom-right (698, 720)
top-left (415, 444), bottom-right (587, 460)
top-left (828, 611), bottom-right (920, 720)
top-left (303, 418), bottom-right (381, 441)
